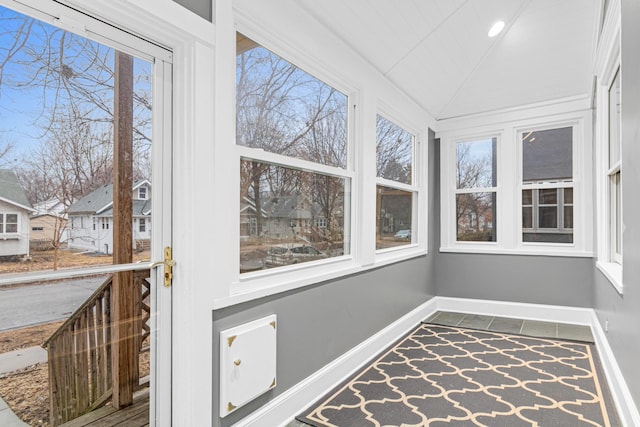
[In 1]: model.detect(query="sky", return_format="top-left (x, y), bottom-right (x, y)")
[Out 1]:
top-left (0, 5), bottom-right (152, 166)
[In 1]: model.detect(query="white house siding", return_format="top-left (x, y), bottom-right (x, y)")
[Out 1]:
top-left (68, 214), bottom-right (112, 253)
top-left (0, 199), bottom-right (30, 257)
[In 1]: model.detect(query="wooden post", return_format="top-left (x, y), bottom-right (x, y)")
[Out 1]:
top-left (111, 50), bottom-right (135, 409)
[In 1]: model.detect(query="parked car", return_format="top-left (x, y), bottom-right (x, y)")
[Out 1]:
top-left (394, 229), bottom-right (411, 240)
top-left (264, 244), bottom-right (328, 267)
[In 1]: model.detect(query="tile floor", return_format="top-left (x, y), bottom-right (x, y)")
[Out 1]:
top-left (425, 311), bottom-right (594, 342)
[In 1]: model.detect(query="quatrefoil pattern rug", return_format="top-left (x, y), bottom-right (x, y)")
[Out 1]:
top-left (297, 323), bottom-right (619, 427)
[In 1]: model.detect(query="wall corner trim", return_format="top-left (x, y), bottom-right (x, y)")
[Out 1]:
top-left (230, 297), bottom-right (640, 427)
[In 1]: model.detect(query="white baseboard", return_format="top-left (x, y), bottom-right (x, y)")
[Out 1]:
top-left (588, 311), bottom-right (640, 427)
top-left (231, 296), bottom-right (640, 427)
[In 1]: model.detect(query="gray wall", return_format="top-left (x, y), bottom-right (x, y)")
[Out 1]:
top-left (173, 0), bottom-right (212, 21)
top-left (211, 129), bottom-right (439, 426)
top-left (435, 253), bottom-right (594, 307)
top-left (593, 0), bottom-right (640, 409)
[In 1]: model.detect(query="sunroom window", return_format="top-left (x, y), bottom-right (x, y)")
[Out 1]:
top-left (608, 68), bottom-right (622, 263)
top-left (375, 115), bottom-right (415, 249)
top-left (521, 127), bottom-right (573, 244)
top-left (455, 138), bottom-right (497, 242)
top-left (236, 33), bottom-right (350, 273)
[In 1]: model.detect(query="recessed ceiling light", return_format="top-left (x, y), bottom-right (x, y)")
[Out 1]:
top-left (488, 21), bottom-right (505, 37)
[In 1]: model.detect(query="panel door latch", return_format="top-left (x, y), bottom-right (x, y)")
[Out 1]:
top-left (151, 246), bottom-right (176, 287)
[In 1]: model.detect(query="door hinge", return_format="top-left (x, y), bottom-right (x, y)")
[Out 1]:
top-left (151, 246), bottom-right (176, 287)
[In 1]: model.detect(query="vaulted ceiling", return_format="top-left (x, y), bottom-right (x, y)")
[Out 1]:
top-left (298, 0), bottom-right (602, 121)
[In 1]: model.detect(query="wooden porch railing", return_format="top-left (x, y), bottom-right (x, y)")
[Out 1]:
top-left (42, 269), bottom-right (151, 426)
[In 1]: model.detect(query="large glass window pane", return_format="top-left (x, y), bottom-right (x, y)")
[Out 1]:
top-left (522, 127), bottom-right (572, 182)
top-left (522, 127), bottom-right (573, 244)
top-left (456, 192), bottom-right (496, 242)
top-left (236, 33), bottom-right (347, 167)
top-left (376, 115), bottom-right (412, 184)
top-left (240, 160), bottom-right (348, 272)
top-left (376, 186), bottom-right (412, 249)
top-left (456, 138), bottom-right (497, 189)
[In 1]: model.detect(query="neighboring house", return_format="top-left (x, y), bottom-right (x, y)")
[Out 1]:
top-left (0, 169), bottom-right (35, 258)
top-left (260, 195), bottom-right (337, 240)
top-left (31, 197), bottom-right (70, 250)
top-left (67, 180), bottom-right (152, 254)
top-left (33, 198), bottom-right (67, 217)
top-left (29, 214), bottom-right (68, 251)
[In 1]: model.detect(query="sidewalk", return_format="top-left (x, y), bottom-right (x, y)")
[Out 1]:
top-left (0, 346), bottom-right (47, 426)
top-left (0, 396), bottom-right (28, 426)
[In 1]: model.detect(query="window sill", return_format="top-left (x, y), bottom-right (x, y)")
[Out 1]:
top-left (440, 245), bottom-right (594, 258)
top-left (214, 247), bottom-right (427, 309)
top-left (596, 261), bottom-right (623, 295)
top-left (0, 235), bottom-right (20, 240)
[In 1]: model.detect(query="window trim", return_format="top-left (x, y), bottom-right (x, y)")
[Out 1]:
top-left (594, 0), bottom-right (622, 294)
top-left (0, 212), bottom-right (20, 235)
top-left (375, 113), bottom-right (420, 252)
top-left (228, 25), bottom-right (429, 303)
top-left (517, 124), bottom-right (576, 247)
top-left (439, 112), bottom-right (592, 257)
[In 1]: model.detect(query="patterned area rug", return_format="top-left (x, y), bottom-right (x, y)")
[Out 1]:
top-left (297, 323), bottom-right (620, 426)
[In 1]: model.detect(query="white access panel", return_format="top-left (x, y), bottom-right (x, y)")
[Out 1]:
top-left (219, 314), bottom-right (277, 417)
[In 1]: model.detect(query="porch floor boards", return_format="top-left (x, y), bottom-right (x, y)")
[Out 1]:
top-left (59, 391), bottom-right (149, 427)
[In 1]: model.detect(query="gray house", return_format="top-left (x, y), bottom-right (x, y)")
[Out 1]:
top-left (0, 169), bottom-right (34, 258)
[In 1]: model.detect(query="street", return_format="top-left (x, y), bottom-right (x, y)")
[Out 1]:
top-left (0, 275), bottom-right (107, 331)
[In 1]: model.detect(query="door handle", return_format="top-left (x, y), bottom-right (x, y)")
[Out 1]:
top-left (151, 246), bottom-right (175, 287)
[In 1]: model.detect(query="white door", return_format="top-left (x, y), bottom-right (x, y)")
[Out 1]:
top-left (0, 1), bottom-right (173, 424)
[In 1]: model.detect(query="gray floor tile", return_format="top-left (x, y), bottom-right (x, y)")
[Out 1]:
top-left (423, 312), bottom-right (440, 323)
top-left (458, 314), bottom-right (493, 330)
top-left (285, 420), bottom-right (312, 427)
top-left (557, 323), bottom-right (594, 342)
top-left (429, 311), bottom-right (467, 326)
top-left (488, 316), bottom-right (524, 334)
top-left (521, 320), bottom-right (557, 338)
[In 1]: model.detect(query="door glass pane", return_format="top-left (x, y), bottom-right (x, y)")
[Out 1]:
top-left (376, 185), bottom-right (412, 249)
top-left (376, 115), bottom-right (413, 184)
top-left (456, 138), bottom-right (497, 189)
top-left (456, 192), bottom-right (496, 242)
top-left (0, 6), bottom-right (157, 425)
top-left (0, 6), bottom-right (153, 275)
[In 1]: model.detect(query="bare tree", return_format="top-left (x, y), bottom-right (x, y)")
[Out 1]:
top-left (455, 141), bottom-right (496, 239)
top-left (376, 115), bottom-right (412, 183)
top-left (237, 38), bottom-right (346, 237)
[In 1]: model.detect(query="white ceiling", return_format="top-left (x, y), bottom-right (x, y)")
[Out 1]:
top-left (298, 0), bottom-right (602, 121)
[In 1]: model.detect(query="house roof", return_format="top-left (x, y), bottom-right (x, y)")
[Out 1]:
top-left (68, 180), bottom-right (150, 215)
top-left (97, 199), bottom-right (152, 218)
top-left (0, 169), bottom-right (33, 211)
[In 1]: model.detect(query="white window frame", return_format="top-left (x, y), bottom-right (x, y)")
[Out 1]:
top-left (225, 19), bottom-right (428, 304)
top-left (375, 112), bottom-right (421, 255)
top-left (0, 212), bottom-right (19, 235)
top-left (517, 123), bottom-right (577, 248)
top-left (139, 187), bottom-right (148, 200)
top-left (440, 112), bottom-right (592, 257)
top-left (594, 0), bottom-right (623, 293)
